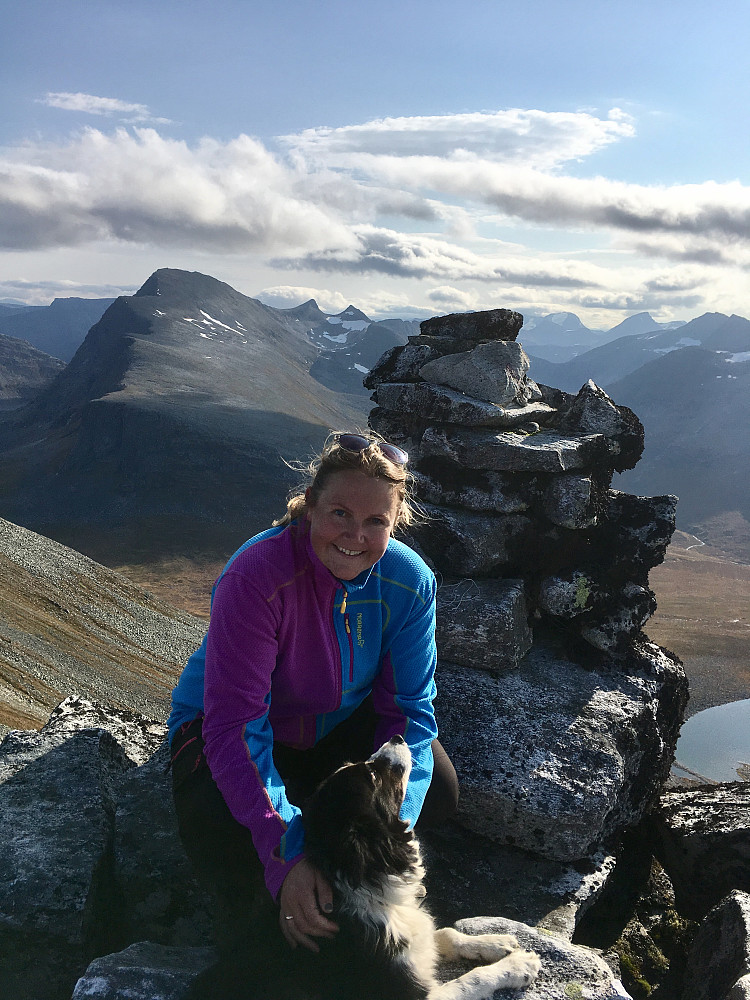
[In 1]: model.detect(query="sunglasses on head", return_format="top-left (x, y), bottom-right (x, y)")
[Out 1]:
top-left (336, 433), bottom-right (409, 466)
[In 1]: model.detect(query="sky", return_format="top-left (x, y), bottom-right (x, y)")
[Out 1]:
top-left (1, 0), bottom-right (749, 329)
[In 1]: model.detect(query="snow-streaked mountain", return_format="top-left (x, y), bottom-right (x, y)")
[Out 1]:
top-left (286, 303), bottom-right (418, 395)
top-left (0, 270), bottom-right (371, 560)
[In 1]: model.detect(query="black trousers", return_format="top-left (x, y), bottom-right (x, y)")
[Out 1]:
top-left (171, 697), bottom-right (458, 953)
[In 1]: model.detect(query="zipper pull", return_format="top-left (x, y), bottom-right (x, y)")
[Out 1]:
top-left (340, 588), bottom-right (347, 614)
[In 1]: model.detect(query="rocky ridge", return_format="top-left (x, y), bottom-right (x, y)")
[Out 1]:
top-left (2, 308), bottom-right (749, 998)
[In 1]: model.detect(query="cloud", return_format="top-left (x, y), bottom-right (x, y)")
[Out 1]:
top-left (356, 159), bottom-right (750, 244)
top-left (0, 276), bottom-right (134, 304)
top-left (0, 128), bottom-right (357, 253)
top-left (40, 92), bottom-right (172, 125)
top-left (282, 108), bottom-right (635, 171)
top-left (272, 225), bottom-right (599, 289)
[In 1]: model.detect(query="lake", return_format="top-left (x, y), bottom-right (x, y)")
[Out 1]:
top-left (674, 698), bottom-right (750, 782)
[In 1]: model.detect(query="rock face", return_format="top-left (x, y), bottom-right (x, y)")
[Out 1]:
top-left (367, 308), bottom-right (686, 859)
top-left (651, 783), bottom-right (750, 921)
top-left (0, 699), bottom-right (211, 1000)
top-left (682, 891), bottom-right (750, 1000)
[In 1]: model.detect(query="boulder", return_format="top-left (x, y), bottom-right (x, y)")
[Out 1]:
top-left (651, 783), bottom-right (750, 921)
top-left (557, 380), bottom-right (645, 472)
top-left (114, 742), bottom-right (212, 948)
top-left (419, 341), bottom-right (532, 406)
top-left (419, 424), bottom-right (608, 473)
top-left (538, 569), bottom-right (609, 618)
top-left (0, 724), bottom-right (133, 1000)
top-left (435, 634), bottom-right (686, 862)
top-left (363, 342), bottom-right (440, 387)
top-left (579, 583), bottom-right (657, 653)
top-left (542, 472), bottom-right (605, 529)
top-left (451, 916), bottom-right (632, 998)
top-left (599, 491), bottom-right (678, 577)
top-left (72, 917), bottom-right (632, 1000)
top-left (411, 465), bottom-right (532, 514)
top-left (413, 505), bottom-right (533, 576)
top-left (44, 694), bottom-right (165, 765)
top-left (682, 891), bottom-right (750, 1000)
top-left (71, 942), bottom-right (215, 1000)
top-left (435, 578), bottom-right (532, 673)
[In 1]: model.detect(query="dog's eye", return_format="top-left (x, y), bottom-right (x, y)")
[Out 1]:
top-left (366, 763), bottom-right (380, 784)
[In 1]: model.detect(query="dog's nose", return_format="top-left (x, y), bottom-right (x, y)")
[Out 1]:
top-left (389, 735), bottom-right (405, 746)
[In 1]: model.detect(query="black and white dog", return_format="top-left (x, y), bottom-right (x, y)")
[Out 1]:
top-left (191, 736), bottom-right (540, 999)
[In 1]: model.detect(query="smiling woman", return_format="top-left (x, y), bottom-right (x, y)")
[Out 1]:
top-left (166, 430), bottom-right (458, 986)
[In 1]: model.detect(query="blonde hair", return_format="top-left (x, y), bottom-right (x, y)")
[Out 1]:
top-left (274, 430), bottom-right (416, 531)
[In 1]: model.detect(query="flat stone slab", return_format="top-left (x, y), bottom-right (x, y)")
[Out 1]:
top-left (420, 425), bottom-right (607, 473)
top-left (420, 307), bottom-right (523, 343)
top-left (415, 506), bottom-right (533, 576)
top-left (436, 634), bottom-right (685, 862)
top-left (412, 467), bottom-right (531, 514)
top-left (374, 381), bottom-right (555, 428)
top-left (0, 724), bottom-right (133, 1000)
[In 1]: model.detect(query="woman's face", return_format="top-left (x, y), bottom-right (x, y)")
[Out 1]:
top-left (306, 470), bottom-right (401, 581)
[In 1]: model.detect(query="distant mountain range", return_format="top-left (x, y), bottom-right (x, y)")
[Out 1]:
top-left (526, 313), bottom-right (750, 392)
top-left (1, 272), bottom-right (748, 559)
top-left (519, 310), bottom-right (685, 363)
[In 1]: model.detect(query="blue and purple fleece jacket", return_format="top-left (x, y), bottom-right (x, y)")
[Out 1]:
top-left (167, 519), bottom-right (438, 900)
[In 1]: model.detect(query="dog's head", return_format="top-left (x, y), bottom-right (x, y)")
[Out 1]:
top-left (302, 735), bottom-right (418, 889)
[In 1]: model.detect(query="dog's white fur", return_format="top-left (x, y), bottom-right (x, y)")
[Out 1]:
top-left (331, 739), bottom-right (541, 999)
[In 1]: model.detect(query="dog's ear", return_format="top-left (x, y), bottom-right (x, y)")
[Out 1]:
top-left (336, 817), bottom-right (414, 886)
top-left (336, 819), bottom-right (377, 886)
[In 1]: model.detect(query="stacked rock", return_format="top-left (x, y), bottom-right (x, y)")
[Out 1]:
top-left (365, 307), bottom-right (676, 666)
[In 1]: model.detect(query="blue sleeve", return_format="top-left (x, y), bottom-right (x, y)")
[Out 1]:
top-left (371, 565), bottom-right (438, 828)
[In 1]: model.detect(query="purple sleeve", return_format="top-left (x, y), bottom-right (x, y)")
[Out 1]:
top-left (201, 568), bottom-right (305, 898)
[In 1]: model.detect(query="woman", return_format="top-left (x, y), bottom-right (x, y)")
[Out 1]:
top-left (167, 431), bottom-right (458, 959)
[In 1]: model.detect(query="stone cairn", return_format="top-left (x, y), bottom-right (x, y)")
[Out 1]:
top-left (365, 307), bottom-right (687, 861)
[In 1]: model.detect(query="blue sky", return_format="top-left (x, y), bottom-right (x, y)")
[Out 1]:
top-left (1, 0), bottom-right (749, 328)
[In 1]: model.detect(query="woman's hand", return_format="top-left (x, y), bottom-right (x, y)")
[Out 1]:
top-left (279, 858), bottom-right (338, 951)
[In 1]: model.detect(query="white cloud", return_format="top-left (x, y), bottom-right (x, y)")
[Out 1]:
top-left (427, 286), bottom-right (476, 310)
top-left (272, 225), bottom-right (602, 290)
top-left (40, 92), bottom-right (172, 125)
top-left (0, 128), bottom-right (357, 253)
top-left (0, 275), bottom-right (133, 304)
top-left (282, 108), bottom-right (635, 171)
